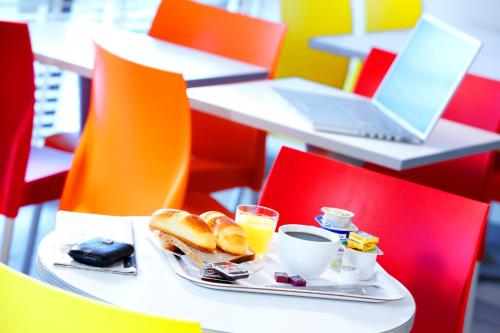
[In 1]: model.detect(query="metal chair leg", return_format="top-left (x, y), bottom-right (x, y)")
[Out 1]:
top-left (22, 204), bottom-right (43, 274)
top-left (1, 217), bottom-right (15, 264)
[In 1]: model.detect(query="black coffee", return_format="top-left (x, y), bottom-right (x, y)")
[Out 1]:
top-left (285, 231), bottom-right (331, 242)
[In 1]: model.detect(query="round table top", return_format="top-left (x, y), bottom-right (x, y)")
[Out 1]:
top-left (37, 218), bottom-right (415, 333)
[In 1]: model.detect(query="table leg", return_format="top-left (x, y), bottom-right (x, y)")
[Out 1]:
top-left (79, 76), bottom-right (91, 132)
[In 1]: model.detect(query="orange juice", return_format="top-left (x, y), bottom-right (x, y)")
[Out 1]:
top-left (236, 213), bottom-right (276, 254)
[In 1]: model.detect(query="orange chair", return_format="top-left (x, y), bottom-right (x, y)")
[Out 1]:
top-left (149, 0), bottom-right (287, 199)
top-left (59, 39), bottom-right (191, 215)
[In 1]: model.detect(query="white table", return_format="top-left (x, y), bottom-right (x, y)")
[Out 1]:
top-left (29, 21), bottom-right (268, 86)
top-left (188, 77), bottom-right (500, 170)
top-left (309, 26), bottom-right (500, 81)
top-left (28, 21), bottom-right (268, 130)
top-left (36, 218), bottom-right (415, 333)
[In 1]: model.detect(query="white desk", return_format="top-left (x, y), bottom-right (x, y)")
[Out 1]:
top-left (29, 21), bottom-right (268, 86)
top-left (36, 218), bottom-right (415, 333)
top-left (188, 78), bottom-right (500, 170)
top-left (309, 27), bottom-right (500, 81)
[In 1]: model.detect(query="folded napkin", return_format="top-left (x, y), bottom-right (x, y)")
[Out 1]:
top-left (52, 211), bottom-right (136, 275)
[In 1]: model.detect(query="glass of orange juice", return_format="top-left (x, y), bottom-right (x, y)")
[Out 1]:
top-left (236, 204), bottom-right (279, 256)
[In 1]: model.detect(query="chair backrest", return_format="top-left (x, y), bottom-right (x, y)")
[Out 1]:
top-left (59, 40), bottom-right (191, 215)
top-left (276, 0), bottom-right (351, 87)
top-left (149, 0), bottom-right (284, 192)
top-left (0, 263), bottom-right (201, 332)
top-left (0, 21), bottom-right (35, 218)
top-left (149, 0), bottom-right (287, 78)
top-left (364, 0), bottom-right (422, 31)
top-left (353, 48), bottom-right (500, 199)
top-left (259, 147), bottom-right (489, 333)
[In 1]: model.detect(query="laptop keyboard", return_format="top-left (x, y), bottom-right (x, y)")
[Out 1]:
top-left (274, 88), bottom-right (407, 135)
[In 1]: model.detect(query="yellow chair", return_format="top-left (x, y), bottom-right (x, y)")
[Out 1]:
top-left (344, 0), bottom-right (422, 90)
top-left (365, 0), bottom-right (422, 32)
top-left (276, 0), bottom-right (352, 88)
top-left (0, 263), bottom-right (201, 333)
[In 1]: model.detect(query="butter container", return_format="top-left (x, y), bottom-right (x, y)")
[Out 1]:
top-left (349, 231), bottom-right (379, 246)
top-left (347, 239), bottom-right (376, 252)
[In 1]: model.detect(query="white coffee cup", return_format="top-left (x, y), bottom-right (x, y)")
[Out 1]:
top-left (278, 224), bottom-right (340, 279)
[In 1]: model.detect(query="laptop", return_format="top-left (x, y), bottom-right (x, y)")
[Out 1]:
top-left (275, 15), bottom-right (481, 144)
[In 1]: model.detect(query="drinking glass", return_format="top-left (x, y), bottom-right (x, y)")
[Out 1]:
top-left (235, 204), bottom-right (279, 256)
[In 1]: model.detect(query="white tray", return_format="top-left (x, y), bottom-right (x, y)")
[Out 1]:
top-left (148, 234), bottom-right (406, 303)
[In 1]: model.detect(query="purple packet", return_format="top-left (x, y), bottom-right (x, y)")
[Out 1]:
top-left (289, 275), bottom-right (306, 287)
top-left (274, 272), bottom-right (289, 283)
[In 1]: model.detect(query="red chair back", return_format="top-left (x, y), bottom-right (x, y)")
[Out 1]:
top-left (260, 147), bottom-right (489, 333)
top-left (0, 21), bottom-right (35, 218)
top-left (354, 48), bottom-right (500, 200)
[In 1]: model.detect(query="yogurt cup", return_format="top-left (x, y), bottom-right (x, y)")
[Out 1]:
top-left (341, 246), bottom-right (383, 280)
top-left (315, 215), bottom-right (358, 268)
top-left (321, 207), bottom-right (355, 228)
top-left (338, 265), bottom-right (360, 284)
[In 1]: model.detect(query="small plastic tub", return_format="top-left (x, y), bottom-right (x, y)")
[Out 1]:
top-left (315, 215), bottom-right (358, 240)
top-left (338, 265), bottom-right (360, 284)
top-left (321, 207), bottom-right (355, 228)
top-left (315, 215), bottom-right (358, 268)
top-left (341, 246), bottom-right (383, 281)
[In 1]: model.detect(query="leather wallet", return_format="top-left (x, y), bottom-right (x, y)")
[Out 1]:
top-left (68, 237), bottom-right (134, 267)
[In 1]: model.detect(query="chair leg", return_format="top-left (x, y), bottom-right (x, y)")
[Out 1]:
top-left (1, 217), bottom-right (15, 264)
top-left (22, 204), bottom-right (43, 274)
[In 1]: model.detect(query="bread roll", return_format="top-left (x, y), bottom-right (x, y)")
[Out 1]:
top-left (149, 208), bottom-right (216, 252)
top-left (199, 211), bottom-right (248, 255)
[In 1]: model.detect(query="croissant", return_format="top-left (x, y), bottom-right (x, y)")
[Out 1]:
top-left (199, 211), bottom-right (248, 255)
top-left (149, 208), bottom-right (216, 252)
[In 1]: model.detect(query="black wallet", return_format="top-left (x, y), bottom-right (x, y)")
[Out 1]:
top-left (68, 237), bottom-right (134, 267)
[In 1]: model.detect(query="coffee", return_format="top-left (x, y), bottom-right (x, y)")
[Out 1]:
top-left (285, 231), bottom-right (331, 243)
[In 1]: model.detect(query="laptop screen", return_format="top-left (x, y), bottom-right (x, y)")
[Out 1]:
top-left (373, 16), bottom-right (481, 138)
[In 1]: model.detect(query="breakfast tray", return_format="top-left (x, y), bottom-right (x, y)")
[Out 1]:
top-left (148, 234), bottom-right (407, 303)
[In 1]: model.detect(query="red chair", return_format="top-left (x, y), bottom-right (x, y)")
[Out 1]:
top-left (149, 0), bottom-right (287, 199)
top-left (353, 48), bottom-right (500, 202)
top-left (259, 147), bottom-right (489, 333)
top-left (0, 21), bottom-right (73, 271)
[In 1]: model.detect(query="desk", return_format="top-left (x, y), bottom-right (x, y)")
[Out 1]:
top-left (188, 78), bottom-right (500, 170)
top-left (29, 21), bottom-right (268, 85)
top-left (309, 27), bottom-right (500, 81)
top-left (28, 21), bottom-right (268, 129)
top-left (36, 218), bottom-right (415, 333)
